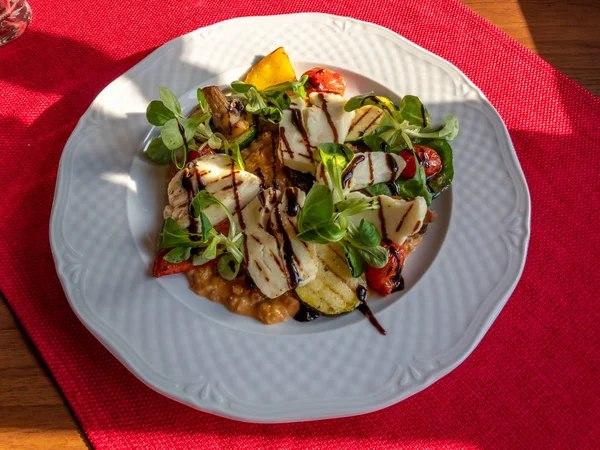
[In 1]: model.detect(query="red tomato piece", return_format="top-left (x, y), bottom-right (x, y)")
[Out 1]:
top-left (303, 67), bottom-right (346, 96)
top-left (152, 249), bottom-right (194, 278)
top-left (366, 241), bottom-right (406, 296)
top-left (399, 146), bottom-right (442, 179)
top-left (399, 150), bottom-right (417, 179)
top-left (187, 146), bottom-right (214, 162)
top-left (414, 145), bottom-right (442, 178)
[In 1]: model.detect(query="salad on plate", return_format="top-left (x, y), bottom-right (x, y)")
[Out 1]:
top-left (145, 47), bottom-right (459, 334)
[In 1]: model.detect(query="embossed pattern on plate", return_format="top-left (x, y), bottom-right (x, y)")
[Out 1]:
top-left (50, 13), bottom-right (530, 422)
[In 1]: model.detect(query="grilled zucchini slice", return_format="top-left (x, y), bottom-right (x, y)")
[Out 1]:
top-left (345, 105), bottom-right (384, 142)
top-left (296, 244), bottom-right (365, 315)
top-left (232, 124), bottom-right (257, 149)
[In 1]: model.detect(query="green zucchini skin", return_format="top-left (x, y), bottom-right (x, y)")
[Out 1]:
top-left (233, 123), bottom-right (258, 149)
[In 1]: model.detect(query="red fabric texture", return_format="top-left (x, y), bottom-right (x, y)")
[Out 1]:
top-left (1, 1), bottom-right (599, 448)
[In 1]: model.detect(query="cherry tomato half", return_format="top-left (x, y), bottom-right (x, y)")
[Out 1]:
top-left (366, 241), bottom-right (406, 296)
top-left (303, 67), bottom-right (346, 96)
top-left (399, 146), bottom-right (442, 179)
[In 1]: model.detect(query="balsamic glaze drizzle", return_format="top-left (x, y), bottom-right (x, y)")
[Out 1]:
top-left (356, 286), bottom-right (387, 335)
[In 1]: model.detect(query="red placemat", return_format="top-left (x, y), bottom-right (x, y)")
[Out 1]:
top-left (1, 1), bottom-right (599, 448)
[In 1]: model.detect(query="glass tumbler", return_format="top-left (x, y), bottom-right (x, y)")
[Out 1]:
top-left (0, 0), bottom-right (30, 46)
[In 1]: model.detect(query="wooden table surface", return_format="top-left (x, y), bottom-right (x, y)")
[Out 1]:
top-left (1, 1), bottom-right (599, 448)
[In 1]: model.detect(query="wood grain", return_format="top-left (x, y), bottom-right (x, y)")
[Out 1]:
top-left (1, 2), bottom-right (598, 449)
top-left (0, 296), bottom-right (91, 449)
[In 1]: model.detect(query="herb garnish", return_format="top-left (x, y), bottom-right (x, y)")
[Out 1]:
top-left (297, 183), bottom-right (387, 277)
top-left (160, 191), bottom-right (244, 280)
top-left (230, 75), bottom-right (309, 124)
top-left (346, 94), bottom-right (459, 205)
top-left (146, 87), bottom-right (210, 169)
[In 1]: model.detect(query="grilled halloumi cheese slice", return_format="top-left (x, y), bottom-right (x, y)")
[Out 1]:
top-left (345, 192), bottom-right (428, 245)
top-left (278, 93), bottom-right (355, 174)
top-left (163, 154), bottom-right (261, 229)
top-left (269, 187), bottom-right (318, 288)
top-left (315, 152), bottom-right (405, 194)
top-left (278, 97), bottom-right (315, 174)
top-left (241, 188), bottom-right (318, 299)
top-left (240, 189), bottom-right (290, 299)
top-left (306, 92), bottom-right (355, 146)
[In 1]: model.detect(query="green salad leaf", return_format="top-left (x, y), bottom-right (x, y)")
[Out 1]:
top-left (398, 95), bottom-right (431, 128)
top-left (159, 218), bottom-right (205, 249)
top-left (146, 137), bottom-right (171, 165)
top-left (160, 118), bottom-right (185, 150)
top-left (396, 152), bottom-right (433, 205)
top-left (196, 88), bottom-right (208, 112)
top-left (419, 138), bottom-right (454, 195)
top-left (145, 86), bottom-right (211, 167)
top-left (159, 189), bottom-right (245, 278)
top-left (163, 247), bottom-right (191, 264)
top-left (297, 182), bottom-right (384, 277)
top-left (146, 100), bottom-right (175, 126)
top-left (230, 76), bottom-right (308, 124)
top-left (344, 93), bottom-right (396, 114)
top-left (314, 143), bottom-right (354, 199)
top-left (159, 86), bottom-right (182, 115)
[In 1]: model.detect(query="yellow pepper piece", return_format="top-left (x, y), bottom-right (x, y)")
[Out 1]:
top-left (244, 47), bottom-right (297, 90)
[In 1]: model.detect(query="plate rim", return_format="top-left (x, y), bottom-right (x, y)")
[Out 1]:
top-left (50, 12), bottom-right (531, 423)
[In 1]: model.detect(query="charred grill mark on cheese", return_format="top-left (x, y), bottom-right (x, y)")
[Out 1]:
top-left (341, 154), bottom-right (366, 189)
top-left (413, 220), bottom-right (422, 233)
top-left (378, 205), bottom-right (388, 240)
top-left (385, 153), bottom-right (399, 181)
top-left (395, 204), bottom-right (414, 232)
top-left (269, 247), bottom-right (286, 275)
top-left (367, 152), bottom-right (374, 185)
top-left (319, 93), bottom-right (338, 143)
top-left (231, 162), bottom-right (245, 230)
top-left (220, 179), bottom-right (245, 191)
top-left (356, 286), bottom-right (387, 335)
top-left (291, 108), bottom-right (314, 161)
top-left (280, 128), bottom-right (294, 159)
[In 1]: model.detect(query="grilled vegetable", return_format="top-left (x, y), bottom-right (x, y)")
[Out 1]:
top-left (232, 124), bottom-right (258, 149)
top-left (244, 47), bottom-right (297, 90)
top-left (153, 250), bottom-right (195, 277)
top-left (303, 67), bottom-right (346, 96)
top-left (295, 244), bottom-right (365, 315)
top-left (366, 241), bottom-right (406, 295)
top-left (399, 146), bottom-right (442, 179)
top-left (202, 86), bottom-right (251, 140)
top-left (345, 105), bottom-right (384, 142)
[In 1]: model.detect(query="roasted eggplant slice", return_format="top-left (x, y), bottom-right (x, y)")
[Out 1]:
top-left (202, 86), bottom-right (251, 139)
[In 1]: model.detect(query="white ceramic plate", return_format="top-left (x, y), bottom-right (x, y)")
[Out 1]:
top-left (50, 13), bottom-right (530, 422)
